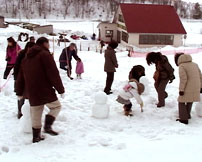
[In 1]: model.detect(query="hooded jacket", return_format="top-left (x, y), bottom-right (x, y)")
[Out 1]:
top-left (178, 54), bottom-right (202, 103)
top-left (16, 45), bottom-right (65, 106)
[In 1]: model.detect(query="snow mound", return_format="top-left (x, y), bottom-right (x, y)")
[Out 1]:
top-left (139, 76), bottom-right (150, 95)
top-left (19, 100), bottom-right (32, 133)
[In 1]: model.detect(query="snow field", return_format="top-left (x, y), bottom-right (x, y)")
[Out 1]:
top-left (0, 21), bottom-right (202, 162)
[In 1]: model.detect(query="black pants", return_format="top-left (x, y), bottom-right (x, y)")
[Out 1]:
top-left (178, 102), bottom-right (193, 120)
top-left (104, 72), bottom-right (114, 93)
top-left (154, 79), bottom-right (169, 106)
top-left (3, 64), bottom-right (14, 79)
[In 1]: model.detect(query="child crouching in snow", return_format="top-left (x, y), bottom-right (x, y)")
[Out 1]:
top-left (76, 58), bottom-right (84, 79)
top-left (116, 79), bottom-right (145, 116)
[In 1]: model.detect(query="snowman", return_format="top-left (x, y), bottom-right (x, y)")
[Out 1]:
top-left (19, 100), bottom-right (32, 133)
top-left (92, 91), bottom-right (110, 119)
top-left (195, 95), bottom-right (202, 117)
top-left (139, 76), bottom-right (150, 95)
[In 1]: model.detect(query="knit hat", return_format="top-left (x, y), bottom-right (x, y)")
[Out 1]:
top-left (109, 41), bottom-right (118, 49)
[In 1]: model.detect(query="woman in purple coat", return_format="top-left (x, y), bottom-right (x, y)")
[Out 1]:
top-left (3, 37), bottom-right (21, 79)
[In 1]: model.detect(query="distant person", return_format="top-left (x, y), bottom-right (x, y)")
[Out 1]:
top-left (3, 37), bottom-right (21, 79)
top-left (16, 37), bottom-right (65, 143)
top-left (175, 53), bottom-right (202, 124)
top-left (59, 43), bottom-right (80, 80)
top-left (14, 42), bottom-right (36, 119)
top-left (104, 41), bottom-right (118, 95)
top-left (146, 52), bottom-right (175, 108)
top-left (76, 58), bottom-right (84, 79)
top-left (91, 33), bottom-right (96, 40)
top-left (100, 40), bottom-right (105, 54)
top-left (29, 36), bottom-right (35, 43)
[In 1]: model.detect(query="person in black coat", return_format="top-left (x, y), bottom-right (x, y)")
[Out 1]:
top-left (14, 42), bottom-right (35, 119)
top-left (59, 43), bottom-right (80, 80)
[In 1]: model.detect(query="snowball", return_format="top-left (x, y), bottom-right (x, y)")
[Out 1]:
top-left (94, 91), bottom-right (108, 104)
top-left (92, 104), bottom-right (109, 119)
top-left (195, 102), bottom-right (202, 117)
top-left (19, 100), bottom-right (32, 133)
top-left (139, 76), bottom-right (150, 95)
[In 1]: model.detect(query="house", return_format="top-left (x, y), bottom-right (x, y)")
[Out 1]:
top-left (0, 16), bottom-right (8, 28)
top-left (33, 25), bottom-right (53, 35)
top-left (98, 4), bottom-right (187, 48)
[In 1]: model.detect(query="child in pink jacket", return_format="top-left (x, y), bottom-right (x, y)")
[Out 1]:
top-left (76, 58), bottom-right (84, 79)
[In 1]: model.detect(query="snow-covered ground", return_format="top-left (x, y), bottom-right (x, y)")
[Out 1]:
top-left (0, 20), bottom-right (202, 162)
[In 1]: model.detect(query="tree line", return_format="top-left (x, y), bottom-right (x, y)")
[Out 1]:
top-left (0, 0), bottom-right (201, 20)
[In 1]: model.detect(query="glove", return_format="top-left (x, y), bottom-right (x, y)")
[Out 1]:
top-left (179, 91), bottom-right (184, 96)
top-left (60, 93), bottom-right (65, 99)
top-left (169, 76), bottom-right (175, 84)
top-left (18, 96), bottom-right (23, 100)
top-left (140, 102), bottom-right (144, 108)
top-left (140, 102), bottom-right (144, 113)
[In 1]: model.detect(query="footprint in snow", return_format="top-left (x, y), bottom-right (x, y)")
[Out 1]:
top-left (1, 146), bottom-right (9, 153)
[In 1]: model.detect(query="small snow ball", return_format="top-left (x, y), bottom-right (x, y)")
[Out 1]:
top-left (94, 91), bottom-right (108, 104)
top-left (139, 76), bottom-right (150, 95)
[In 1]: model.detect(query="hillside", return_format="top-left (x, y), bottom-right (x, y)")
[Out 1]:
top-left (0, 0), bottom-right (202, 21)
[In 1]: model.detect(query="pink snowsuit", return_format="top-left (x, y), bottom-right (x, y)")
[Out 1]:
top-left (6, 45), bottom-right (21, 64)
top-left (76, 61), bottom-right (84, 74)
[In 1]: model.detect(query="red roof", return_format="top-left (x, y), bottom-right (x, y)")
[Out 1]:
top-left (120, 3), bottom-right (187, 34)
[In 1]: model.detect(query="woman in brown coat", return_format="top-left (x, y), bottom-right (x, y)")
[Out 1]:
top-left (104, 41), bottom-right (118, 95)
top-left (146, 52), bottom-right (175, 107)
top-left (175, 53), bottom-right (202, 124)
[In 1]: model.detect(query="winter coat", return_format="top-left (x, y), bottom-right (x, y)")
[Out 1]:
top-left (16, 45), bottom-right (65, 106)
top-left (178, 54), bottom-right (202, 103)
top-left (59, 47), bottom-right (79, 70)
top-left (14, 49), bottom-right (26, 80)
top-left (118, 81), bottom-right (143, 104)
top-left (154, 55), bottom-right (175, 82)
top-left (104, 47), bottom-right (118, 72)
top-left (76, 61), bottom-right (84, 74)
top-left (6, 44), bottom-right (21, 64)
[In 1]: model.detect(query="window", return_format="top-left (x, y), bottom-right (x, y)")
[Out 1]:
top-left (122, 31), bottom-right (128, 43)
top-left (118, 14), bottom-right (124, 23)
top-left (105, 30), bottom-right (113, 38)
top-left (139, 35), bottom-right (174, 45)
top-left (117, 23), bottom-right (127, 31)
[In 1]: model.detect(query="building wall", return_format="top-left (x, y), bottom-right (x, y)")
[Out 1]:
top-left (127, 33), bottom-right (183, 48)
top-left (98, 23), bottom-right (117, 42)
top-left (33, 25), bottom-right (53, 34)
top-left (0, 18), bottom-right (6, 28)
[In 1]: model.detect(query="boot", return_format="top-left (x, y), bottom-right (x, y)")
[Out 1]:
top-left (176, 119), bottom-right (188, 125)
top-left (44, 115), bottom-right (59, 136)
top-left (32, 128), bottom-right (45, 143)
top-left (17, 99), bottom-right (24, 119)
top-left (123, 106), bottom-right (133, 116)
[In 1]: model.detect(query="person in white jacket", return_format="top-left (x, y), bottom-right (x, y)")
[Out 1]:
top-left (116, 79), bottom-right (144, 116)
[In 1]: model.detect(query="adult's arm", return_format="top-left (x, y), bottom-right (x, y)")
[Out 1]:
top-left (41, 51), bottom-right (65, 94)
top-left (15, 66), bottom-right (25, 96)
top-left (14, 52), bottom-right (24, 80)
top-left (72, 50), bottom-right (80, 61)
top-left (179, 66), bottom-right (187, 92)
top-left (110, 51), bottom-right (118, 68)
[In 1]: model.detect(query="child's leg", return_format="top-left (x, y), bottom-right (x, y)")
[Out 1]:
top-left (123, 103), bottom-right (132, 116)
top-left (79, 74), bottom-right (82, 79)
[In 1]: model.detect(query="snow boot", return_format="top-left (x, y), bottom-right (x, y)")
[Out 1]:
top-left (17, 99), bottom-right (24, 119)
top-left (44, 115), bottom-right (59, 136)
top-left (32, 128), bottom-right (45, 143)
top-left (123, 105), bottom-right (133, 116)
top-left (176, 119), bottom-right (188, 125)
